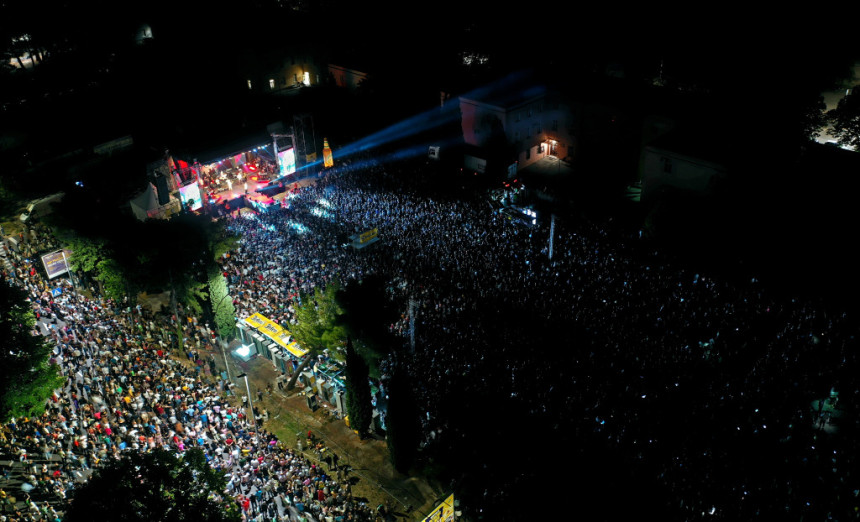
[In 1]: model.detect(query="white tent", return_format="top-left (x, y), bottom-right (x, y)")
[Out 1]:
top-left (129, 182), bottom-right (180, 221)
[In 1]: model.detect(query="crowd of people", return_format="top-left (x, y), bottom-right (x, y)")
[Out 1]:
top-left (217, 154), bottom-right (860, 520)
top-left (0, 218), bottom-right (386, 521)
top-left (3, 148), bottom-right (860, 520)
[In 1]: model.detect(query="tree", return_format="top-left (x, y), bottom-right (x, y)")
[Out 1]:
top-left (385, 365), bottom-right (420, 473)
top-left (335, 274), bottom-right (401, 379)
top-left (286, 281), bottom-right (347, 390)
top-left (344, 336), bottom-right (373, 438)
top-left (208, 272), bottom-right (236, 341)
top-left (63, 448), bottom-right (240, 522)
top-left (828, 92), bottom-right (860, 150)
top-left (0, 279), bottom-right (63, 422)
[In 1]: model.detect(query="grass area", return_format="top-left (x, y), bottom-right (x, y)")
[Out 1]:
top-left (265, 401), bottom-right (306, 446)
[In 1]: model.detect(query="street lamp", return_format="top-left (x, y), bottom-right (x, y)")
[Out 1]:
top-left (237, 372), bottom-right (257, 431)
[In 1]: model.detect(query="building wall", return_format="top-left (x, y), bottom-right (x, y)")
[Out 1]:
top-left (328, 64), bottom-right (368, 89)
top-left (640, 146), bottom-right (727, 202)
top-left (460, 93), bottom-right (576, 172)
top-left (248, 53), bottom-right (324, 93)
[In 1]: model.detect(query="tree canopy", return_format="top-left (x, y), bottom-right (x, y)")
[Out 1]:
top-left (0, 278), bottom-right (63, 422)
top-left (828, 91), bottom-right (860, 150)
top-left (291, 280), bottom-right (347, 357)
top-left (344, 336), bottom-right (373, 438)
top-left (63, 448), bottom-right (240, 522)
top-left (335, 274), bottom-right (401, 378)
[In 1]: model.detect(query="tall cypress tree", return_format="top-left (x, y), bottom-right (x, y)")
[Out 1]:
top-left (385, 364), bottom-right (420, 473)
top-left (344, 336), bottom-right (373, 438)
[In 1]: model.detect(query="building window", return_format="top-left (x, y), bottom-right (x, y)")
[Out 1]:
top-left (515, 112), bottom-right (520, 122)
top-left (528, 108), bottom-right (532, 118)
top-left (552, 120), bottom-right (558, 131)
top-left (247, 79), bottom-right (252, 90)
top-left (293, 74), bottom-right (298, 85)
top-left (269, 78), bottom-right (275, 90)
top-left (536, 123), bottom-right (541, 135)
top-left (662, 157), bottom-right (672, 173)
top-left (526, 147), bottom-right (531, 159)
top-left (525, 127), bottom-right (531, 139)
top-left (514, 131), bottom-right (520, 141)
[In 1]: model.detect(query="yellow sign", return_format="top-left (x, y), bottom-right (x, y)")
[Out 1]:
top-left (359, 228), bottom-right (378, 244)
top-left (244, 313), bottom-right (308, 358)
top-left (422, 494), bottom-right (455, 522)
top-left (306, 152), bottom-right (317, 163)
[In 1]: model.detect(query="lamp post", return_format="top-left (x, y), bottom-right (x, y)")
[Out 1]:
top-left (237, 372), bottom-right (257, 431)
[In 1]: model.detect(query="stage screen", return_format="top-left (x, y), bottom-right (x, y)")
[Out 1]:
top-left (278, 148), bottom-right (296, 176)
top-left (179, 181), bottom-right (202, 211)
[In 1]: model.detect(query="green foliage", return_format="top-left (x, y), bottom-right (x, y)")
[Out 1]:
top-left (800, 95), bottom-right (827, 142)
top-left (291, 281), bottom-right (347, 355)
top-left (336, 274), bottom-right (400, 375)
top-left (64, 235), bottom-right (110, 275)
top-left (208, 273), bottom-right (236, 340)
top-left (828, 92), bottom-right (860, 150)
top-left (344, 337), bottom-right (373, 438)
top-left (0, 279), bottom-right (63, 422)
top-left (385, 367), bottom-right (420, 473)
top-left (179, 279), bottom-right (208, 317)
top-left (95, 258), bottom-right (136, 303)
top-left (63, 448), bottom-right (241, 522)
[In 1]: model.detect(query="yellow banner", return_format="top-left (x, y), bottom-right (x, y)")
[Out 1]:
top-left (244, 313), bottom-right (308, 358)
top-left (359, 228), bottom-right (378, 244)
top-left (245, 313), bottom-right (268, 329)
top-left (422, 494), bottom-right (455, 522)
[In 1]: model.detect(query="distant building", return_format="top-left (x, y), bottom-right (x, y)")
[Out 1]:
top-left (328, 63), bottom-right (369, 89)
top-left (243, 47), bottom-right (324, 94)
top-left (639, 128), bottom-right (730, 203)
top-left (459, 83), bottom-right (575, 173)
top-left (457, 72), bottom-right (630, 177)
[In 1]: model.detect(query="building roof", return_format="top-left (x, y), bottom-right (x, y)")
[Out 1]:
top-left (643, 125), bottom-right (736, 167)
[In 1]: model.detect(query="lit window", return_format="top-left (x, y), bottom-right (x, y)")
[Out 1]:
top-left (247, 79), bottom-right (252, 90)
top-left (303, 72), bottom-right (310, 86)
top-left (269, 78), bottom-right (275, 89)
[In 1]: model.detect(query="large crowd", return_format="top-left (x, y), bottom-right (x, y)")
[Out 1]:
top-left (3, 151), bottom-right (860, 520)
top-left (217, 155), bottom-right (860, 520)
top-left (0, 223), bottom-right (382, 521)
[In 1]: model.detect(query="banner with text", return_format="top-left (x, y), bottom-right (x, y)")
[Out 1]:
top-left (244, 313), bottom-right (307, 358)
top-left (422, 494), bottom-right (455, 522)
